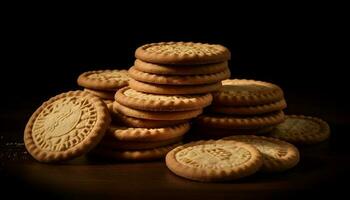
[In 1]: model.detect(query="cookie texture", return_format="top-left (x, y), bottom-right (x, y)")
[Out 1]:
top-left (166, 140), bottom-right (263, 182)
top-left (269, 115), bottom-right (330, 144)
top-left (135, 42), bottom-right (231, 64)
top-left (115, 87), bottom-right (212, 111)
top-left (222, 135), bottom-right (299, 172)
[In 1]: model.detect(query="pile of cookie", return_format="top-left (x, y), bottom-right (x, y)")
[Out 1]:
top-left (23, 41), bottom-right (331, 183)
top-left (195, 79), bottom-right (287, 138)
top-left (91, 42), bottom-right (231, 160)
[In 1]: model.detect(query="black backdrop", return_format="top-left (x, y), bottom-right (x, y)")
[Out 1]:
top-left (1, 5), bottom-right (338, 116)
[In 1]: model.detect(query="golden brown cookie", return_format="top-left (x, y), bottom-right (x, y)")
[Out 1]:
top-left (134, 59), bottom-right (228, 75)
top-left (84, 88), bottom-right (116, 100)
top-left (195, 111), bottom-right (285, 129)
top-left (103, 100), bottom-right (114, 113)
top-left (115, 87), bottom-right (212, 111)
top-left (106, 123), bottom-right (190, 142)
top-left (99, 136), bottom-right (183, 150)
top-left (192, 126), bottom-right (275, 138)
top-left (135, 42), bottom-right (231, 64)
top-left (210, 99), bottom-right (287, 115)
top-left (213, 79), bottom-right (284, 106)
top-left (113, 101), bottom-right (202, 120)
top-left (269, 115), bottom-right (330, 145)
top-left (129, 79), bottom-right (222, 95)
top-left (113, 112), bottom-right (189, 128)
top-left (165, 140), bottom-right (263, 182)
top-left (77, 69), bottom-right (129, 91)
top-left (91, 143), bottom-right (180, 161)
top-left (128, 66), bottom-right (230, 85)
top-left (222, 135), bottom-right (299, 172)
top-left (24, 91), bottom-right (111, 162)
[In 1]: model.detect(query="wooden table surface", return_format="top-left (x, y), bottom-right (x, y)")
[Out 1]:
top-left (0, 92), bottom-right (347, 199)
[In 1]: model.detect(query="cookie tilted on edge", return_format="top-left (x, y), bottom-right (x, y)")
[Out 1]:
top-left (166, 140), bottom-right (263, 182)
top-left (222, 135), bottom-right (300, 172)
top-left (24, 91), bottom-right (111, 162)
top-left (269, 115), bottom-right (330, 145)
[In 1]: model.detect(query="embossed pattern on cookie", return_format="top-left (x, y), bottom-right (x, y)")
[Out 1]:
top-left (222, 135), bottom-right (299, 172)
top-left (269, 115), bottom-right (330, 144)
top-left (135, 42), bottom-right (231, 64)
top-left (166, 140), bottom-right (263, 182)
top-left (77, 69), bottom-right (129, 90)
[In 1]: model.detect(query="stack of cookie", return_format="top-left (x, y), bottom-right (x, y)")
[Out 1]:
top-left (195, 79), bottom-right (286, 138)
top-left (77, 69), bottom-right (129, 112)
top-left (128, 42), bottom-right (231, 95)
top-left (92, 42), bottom-right (231, 160)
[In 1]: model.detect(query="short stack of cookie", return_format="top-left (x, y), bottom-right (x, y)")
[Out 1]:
top-left (92, 42), bottom-right (231, 161)
top-left (77, 69), bottom-right (129, 112)
top-left (195, 79), bottom-right (286, 138)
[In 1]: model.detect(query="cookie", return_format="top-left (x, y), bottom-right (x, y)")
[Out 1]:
top-left (269, 115), bottom-right (330, 145)
top-left (165, 140), bottom-right (263, 182)
top-left (128, 66), bottom-right (230, 85)
top-left (106, 123), bottom-right (190, 142)
top-left (113, 101), bottom-right (203, 120)
top-left (213, 79), bottom-right (284, 106)
top-left (222, 135), bottom-right (299, 172)
top-left (196, 111), bottom-right (285, 129)
top-left (103, 100), bottom-right (114, 113)
top-left (91, 143), bottom-right (180, 161)
top-left (77, 69), bottom-right (129, 91)
top-left (193, 126), bottom-right (275, 138)
top-left (24, 91), bottom-right (111, 162)
top-left (129, 79), bottom-right (222, 95)
top-left (99, 136), bottom-right (183, 150)
top-left (84, 88), bottom-right (116, 100)
top-left (115, 87), bottom-right (212, 111)
top-left (113, 112), bottom-right (189, 128)
top-left (134, 59), bottom-right (229, 75)
top-left (210, 99), bottom-right (287, 115)
top-left (135, 42), bottom-right (231, 64)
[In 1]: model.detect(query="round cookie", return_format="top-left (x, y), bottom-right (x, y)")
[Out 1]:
top-left (222, 135), bottom-right (299, 172)
top-left (269, 115), bottom-right (330, 145)
top-left (106, 123), bottom-right (190, 142)
top-left (99, 136), bottom-right (183, 150)
top-left (24, 91), bottom-right (111, 162)
top-left (113, 101), bottom-right (203, 120)
top-left (210, 99), bottom-right (287, 115)
top-left (115, 87), bottom-right (212, 111)
top-left (129, 79), bottom-right (222, 95)
top-left (128, 66), bottom-right (230, 85)
top-left (84, 88), bottom-right (116, 100)
top-left (213, 79), bottom-right (284, 106)
top-left (196, 111), bottom-right (285, 129)
top-left (113, 112), bottom-right (189, 128)
top-left (165, 140), bottom-right (263, 182)
top-left (91, 143), bottom-right (181, 161)
top-left (134, 59), bottom-right (229, 75)
top-left (135, 42), bottom-right (231, 64)
top-left (77, 69), bottom-right (129, 91)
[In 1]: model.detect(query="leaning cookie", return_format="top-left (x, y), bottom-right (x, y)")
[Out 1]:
top-left (24, 90), bottom-right (111, 162)
top-left (269, 115), bottom-right (330, 145)
top-left (222, 135), bottom-right (299, 172)
top-left (77, 69), bottom-right (129, 91)
top-left (166, 140), bottom-right (263, 182)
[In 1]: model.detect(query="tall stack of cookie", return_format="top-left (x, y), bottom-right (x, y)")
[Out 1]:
top-left (195, 79), bottom-right (286, 138)
top-left (93, 42), bottom-right (231, 161)
top-left (77, 69), bottom-right (129, 112)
